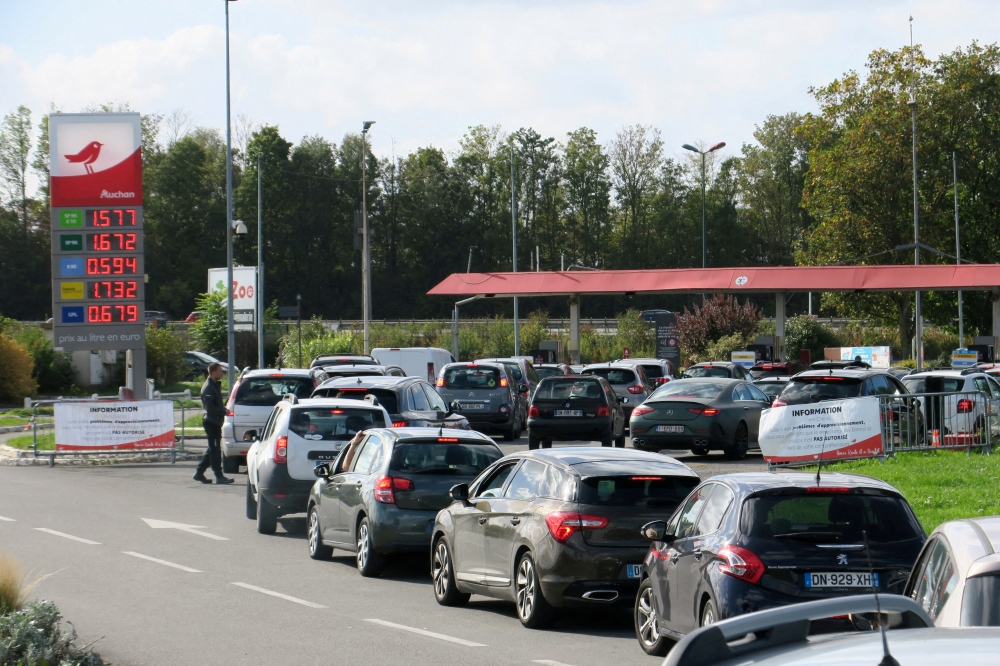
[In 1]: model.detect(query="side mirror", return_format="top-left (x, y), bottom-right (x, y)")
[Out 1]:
top-left (243, 430), bottom-right (258, 442)
top-left (449, 483), bottom-right (470, 503)
top-left (622, 396), bottom-right (630, 404)
top-left (519, 385), bottom-right (529, 394)
top-left (641, 520), bottom-right (669, 542)
top-left (449, 400), bottom-right (462, 413)
top-left (313, 463), bottom-right (331, 478)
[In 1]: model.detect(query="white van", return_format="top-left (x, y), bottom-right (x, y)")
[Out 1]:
top-left (371, 347), bottom-right (455, 382)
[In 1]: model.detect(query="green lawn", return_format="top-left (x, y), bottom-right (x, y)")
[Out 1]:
top-left (0, 407), bottom-right (54, 418)
top-left (818, 449), bottom-right (1000, 532)
top-left (6, 433), bottom-right (54, 450)
top-left (0, 417), bottom-right (53, 428)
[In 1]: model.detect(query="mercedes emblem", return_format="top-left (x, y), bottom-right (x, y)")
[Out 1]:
top-left (565, 402), bottom-right (571, 408)
top-left (666, 409), bottom-right (673, 415)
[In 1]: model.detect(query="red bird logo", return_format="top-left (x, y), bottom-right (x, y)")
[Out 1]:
top-left (64, 141), bottom-right (103, 174)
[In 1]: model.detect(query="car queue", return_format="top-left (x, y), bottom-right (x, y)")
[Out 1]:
top-left (229, 350), bottom-right (1000, 661)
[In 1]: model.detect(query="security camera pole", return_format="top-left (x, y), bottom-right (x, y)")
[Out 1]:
top-left (224, 0), bottom-right (236, 390)
top-left (361, 120), bottom-right (375, 354)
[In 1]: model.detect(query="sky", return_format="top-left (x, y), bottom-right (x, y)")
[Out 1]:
top-left (1, 0), bottom-right (999, 168)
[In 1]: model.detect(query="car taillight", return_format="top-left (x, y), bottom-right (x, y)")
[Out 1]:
top-left (718, 544), bottom-right (765, 584)
top-left (392, 421), bottom-right (408, 427)
top-left (627, 385), bottom-right (644, 394)
top-left (375, 476), bottom-right (415, 504)
top-left (226, 409), bottom-right (234, 417)
top-left (597, 406), bottom-right (609, 417)
top-left (631, 405), bottom-right (654, 417)
top-left (274, 436), bottom-right (287, 464)
top-left (544, 512), bottom-right (609, 543)
top-left (529, 405), bottom-right (540, 417)
top-left (688, 408), bottom-right (719, 416)
top-left (500, 378), bottom-right (508, 387)
top-left (772, 399), bottom-right (787, 407)
top-left (436, 378), bottom-right (445, 387)
top-left (958, 399), bottom-right (975, 413)
top-left (500, 405), bottom-right (509, 413)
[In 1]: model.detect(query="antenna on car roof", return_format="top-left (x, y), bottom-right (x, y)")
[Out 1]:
top-left (816, 434), bottom-right (828, 485)
top-left (863, 529), bottom-right (900, 666)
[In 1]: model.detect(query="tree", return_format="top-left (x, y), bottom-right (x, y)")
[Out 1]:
top-left (676, 295), bottom-right (762, 356)
top-left (0, 106), bottom-right (32, 232)
top-left (563, 128), bottom-right (611, 268)
top-left (608, 124), bottom-right (663, 268)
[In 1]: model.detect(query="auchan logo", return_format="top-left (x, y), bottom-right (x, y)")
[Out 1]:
top-left (100, 190), bottom-right (136, 199)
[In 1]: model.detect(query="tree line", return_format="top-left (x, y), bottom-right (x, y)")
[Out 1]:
top-left (1, 42), bottom-right (999, 358)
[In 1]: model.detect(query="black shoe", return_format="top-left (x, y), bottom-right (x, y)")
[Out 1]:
top-left (214, 475), bottom-right (235, 485)
top-left (193, 472), bottom-right (212, 484)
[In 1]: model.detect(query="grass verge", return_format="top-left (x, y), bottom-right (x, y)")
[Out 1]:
top-left (818, 449), bottom-right (1000, 532)
top-left (5, 433), bottom-right (55, 450)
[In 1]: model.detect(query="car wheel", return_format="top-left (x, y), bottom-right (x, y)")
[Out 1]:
top-left (690, 445), bottom-right (709, 456)
top-left (701, 598), bottom-right (718, 627)
top-left (222, 455), bottom-right (239, 474)
top-left (356, 517), bottom-right (385, 577)
top-left (528, 433), bottom-right (540, 450)
top-left (245, 480), bottom-right (257, 520)
top-left (600, 434), bottom-right (613, 447)
top-left (635, 578), bottom-right (671, 656)
top-left (308, 506), bottom-right (333, 560)
top-left (724, 423), bottom-right (749, 460)
top-left (503, 423), bottom-right (517, 441)
top-left (256, 493), bottom-right (277, 534)
top-left (432, 538), bottom-right (470, 607)
top-left (614, 432), bottom-right (626, 448)
top-left (514, 552), bottom-right (554, 628)
top-left (541, 440), bottom-right (552, 449)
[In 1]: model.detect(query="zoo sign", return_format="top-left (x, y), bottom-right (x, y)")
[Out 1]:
top-left (208, 266), bottom-right (258, 332)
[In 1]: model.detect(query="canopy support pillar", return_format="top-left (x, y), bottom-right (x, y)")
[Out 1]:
top-left (775, 293), bottom-right (786, 362)
top-left (993, 290), bottom-right (1000, 361)
top-left (568, 296), bottom-right (581, 365)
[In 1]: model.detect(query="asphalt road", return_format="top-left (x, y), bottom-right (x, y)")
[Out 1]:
top-left (0, 436), bottom-right (766, 666)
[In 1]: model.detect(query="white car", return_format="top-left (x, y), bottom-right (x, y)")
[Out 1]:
top-left (901, 370), bottom-right (1000, 439)
top-left (221, 368), bottom-right (325, 473)
top-left (245, 396), bottom-right (391, 534)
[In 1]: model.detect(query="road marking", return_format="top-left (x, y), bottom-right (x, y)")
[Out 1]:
top-left (123, 551), bottom-right (202, 573)
top-left (364, 619), bottom-right (486, 647)
top-left (142, 518), bottom-right (229, 541)
top-left (231, 583), bottom-right (327, 609)
top-left (0, 515), bottom-right (15, 521)
top-left (534, 661), bottom-right (577, 666)
top-left (34, 528), bottom-right (100, 545)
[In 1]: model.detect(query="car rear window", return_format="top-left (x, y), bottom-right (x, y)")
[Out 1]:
top-left (389, 440), bottom-right (502, 475)
top-left (535, 378), bottom-right (605, 400)
top-left (534, 366), bottom-right (565, 379)
top-left (742, 492), bottom-right (923, 544)
top-left (686, 366), bottom-right (732, 378)
top-left (579, 475), bottom-right (699, 509)
top-left (584, 368), bottom-right (636, 384)
top-left (757, 383), bottom-right (786, 399)
top-left (780, 377), bottom-right (863, 403)
top-left (651, 381), bottom-right (725, 400)
top-left (640, 364), bottom-right (664, 379)
top-left (235, 377), bottom-right (314, 406)
top-left (751, 367), bottom-right (790, 379)
top-left (289, 407), bottom-right (385, 440)
top-left (902, 377), bottom-right (963, 394)
top-left (501, 363), bottom-right (524, 381)
top-left (443, 366), bottom-right (503, 389)
top-left (330, 388), bottom-right (399, 414)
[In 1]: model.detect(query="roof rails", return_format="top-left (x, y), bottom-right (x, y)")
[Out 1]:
top-left (662, 594), bottom-right (931, 666)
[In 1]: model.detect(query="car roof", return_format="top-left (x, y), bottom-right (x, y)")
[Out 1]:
top-left (444, 361), bottom-right (505, 369)
top-left (906, 369), bottom-right (986, 378)
top-left (707, 471), bottom-right (901, 495)
top-left (582, 361), bottom-right (641, 370)
top-left (792, 368), bottom-right (877, 379)
top-left (288, 397), bottom-right (386, 409)
top-left (239, 368), bottom-right (315, 378)
top-left (934, 516), bottom-right (1000, 576)
top-left (663, 377), bottom-right (739, 385)
top-left (753, 376), bottom-right (791, 383)
top-left (690, 361), bottom-right (738, 367)
top-left (317, 375), bottom-right (416, 389)
top-left (322, 364), bottom-right (393, 373)
top-left (363, 427), bottom-right (496, 444)
top-left (506, 446), bottom-right (699, 477)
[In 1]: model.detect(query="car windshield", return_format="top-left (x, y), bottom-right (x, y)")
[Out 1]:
top-left (742, 492), bottom-right (923, 544)
top-left (443, 366), bottom-right (503, 389)
top-left (583, 368), bottom-right (636, 384)
top-left (780, 377), bottom-right (863, 403)
top-left (288, 407), bottom-right (385, 440)
top-left (389, 440), bottom-right (502, 475)
top-left (903, 377), bottom-right (963, 394)
top-left (235, 377), bottom-right (314, 406)
top-left (686, 366), bottom-right (731, 378)
top-left (651, 381), bottom-right (725, 400)
top-left (579, 475), bottom-right (700, 509)
top-left (756, 383), bottom-right (786, 399)
top-left (329, 388), bottom-right (399, 414)
top-left (535, 378), bottom-right (605, 401)
top-left (534, 366), bottom-right (566, 379)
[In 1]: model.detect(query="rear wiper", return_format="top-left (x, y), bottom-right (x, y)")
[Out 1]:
top-left (412, 467), bottom-right (460, 474)
top-left (773, 531), bottom-right (843, 542)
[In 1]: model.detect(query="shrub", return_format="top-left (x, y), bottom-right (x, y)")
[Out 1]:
top-left (613, 309), bottom-right (654, 359)
top-left (0, 335), bottom-right (37, 402)
top-left (785, 316), bottom-right (842, 364)
top-left (688, 333), bottom-right (755, 365)
top-left (190, 289), bottom-right (228, 356)
top-left (146, 327), bottom-right (187, 384)
top-left (676, 295), bottom-right (762, 356)
top-left (11, 327), bottom-right (75, 394)
top-left (0, 600), bottom-right (107, 665)
top-left (0, 552), bottom-right (29, 615)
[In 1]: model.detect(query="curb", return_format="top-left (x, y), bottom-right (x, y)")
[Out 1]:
top-left (0, 444), bottom-right (202, 466)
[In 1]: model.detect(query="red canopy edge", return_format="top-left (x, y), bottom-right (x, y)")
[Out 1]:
top-left (427, 264), bottom-right (1000, 297)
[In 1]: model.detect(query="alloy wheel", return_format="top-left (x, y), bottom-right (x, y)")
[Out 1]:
top-left (701, 603), bottom-right (715, 626)
top-left (433, 542), bottom-right (450, 599)
top-left (637, 586), bottom-right (660, 646)
top-left (515, 557), bottom-right (536, 620)
top-left (308, 511), bottom-right (320, 555)
top-left (357, 523), bottom-right (370, 570)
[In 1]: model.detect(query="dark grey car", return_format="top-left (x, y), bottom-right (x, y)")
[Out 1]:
top-left (436, 362), bottom-right (525, 440)
top-left (307, 428), bottom-right (503, 577)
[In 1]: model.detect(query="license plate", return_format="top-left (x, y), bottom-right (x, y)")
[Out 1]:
top-left (626, 564), bottom-right (643, 579)
top-left (461, 403), bottom-right (486, 410)
top-left (554, 410), bottom-right (583, 417)
top-left (655, 425), bottom-right (685, 433)
top-left (804, 572), bottom-right (879, 588)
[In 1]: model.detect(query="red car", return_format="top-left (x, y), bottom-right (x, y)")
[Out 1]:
top-left (185, 311), bottom-right (202, 323)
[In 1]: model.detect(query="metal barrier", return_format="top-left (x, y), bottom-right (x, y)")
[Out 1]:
top-left (878, 389), bottom-right (993, 455)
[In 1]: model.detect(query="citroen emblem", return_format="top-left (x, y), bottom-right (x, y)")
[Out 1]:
top-left (469, 392), bottom-right (474, 397)
top-left (837, 554), bottom-right (848, 565)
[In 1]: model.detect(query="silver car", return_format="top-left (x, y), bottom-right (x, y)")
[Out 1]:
top-left (904, 515), bottom-right (1000, 627)
top-left (581, 361), bottom-right (655, 421)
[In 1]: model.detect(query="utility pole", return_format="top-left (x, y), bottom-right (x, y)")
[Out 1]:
top-left (224, 0), bottom-right (236, 390)
top-left (467, 246), bottom-right (476, 273)
top-left (909, 16), bottom-right (923, 369)
top-left (257, 154), bottom-right (264, 368)
top-left (954, 150), bottom-right (963, 346)
top-left (682, 141), bottom-right (726, 270)
top-left (361, 121), bottom-right (375, 354)
top-left (511, 143), bottom-right (520, 356)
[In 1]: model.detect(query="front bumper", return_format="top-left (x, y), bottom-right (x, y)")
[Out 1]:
top-left (256, 459), bottom-right (314, 515)
top-left (528, 416), bottom-right (613, 441)
top-left (368, 503), bottom-right (439, 554)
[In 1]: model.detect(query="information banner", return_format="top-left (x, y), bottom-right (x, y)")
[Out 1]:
top-left (758, 397), bottom-right (883, 465)
top-left (54, 401), bottom-right (174, 451)
top-left (209, 266), bottom-right (257, 332)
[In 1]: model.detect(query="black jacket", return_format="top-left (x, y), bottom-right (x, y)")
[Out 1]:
top-left (201, 378), bottom-right (226, 426)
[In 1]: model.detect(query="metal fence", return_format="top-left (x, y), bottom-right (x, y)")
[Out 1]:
top-left (878, 389), bottom-right (993, 455)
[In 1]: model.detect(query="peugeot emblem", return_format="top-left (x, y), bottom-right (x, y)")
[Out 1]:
top-left (565, 402), bottom-right (571, 408)
top-left (837, 554), bottom-right (848, 565)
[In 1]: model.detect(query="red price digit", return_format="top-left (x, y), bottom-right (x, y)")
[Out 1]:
top-left (126, 257), bottom-right (136, 273)
top-left (93, 234), bottom-right (110, 250)
top-left (112, 257), bottom-right (123, 274)
top-left (98, 210), bottom-right (110, 227)
top-left (126, 305), bottom-right (138, 322)
top-left (124, 233), bottom-right (136, 250)
top-left (125, 281), bottom-right (137, 298)
top-left (115, 210), bottom-right (123, 226)
top-left (126, 209), bottom-right (136, 225)
top-left (88, 305), bottom-right (99, 322)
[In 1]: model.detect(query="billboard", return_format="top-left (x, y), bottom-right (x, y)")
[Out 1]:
top-left (209, 266), bottom-right (258, 332)
top-left (50, 113), bottom-right (145, 352)
top-left (654, 312), bottom-right (681, 372)
top-left (54, 401), bottom-right (174, 451)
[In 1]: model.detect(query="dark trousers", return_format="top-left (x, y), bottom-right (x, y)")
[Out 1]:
top-left (197, 421), bottom-right (223, 476)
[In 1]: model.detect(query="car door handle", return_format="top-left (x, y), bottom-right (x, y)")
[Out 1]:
top-left (478, 516), bottom-right (488, 525)
top-left (510, 517), bottom-right (521, 525)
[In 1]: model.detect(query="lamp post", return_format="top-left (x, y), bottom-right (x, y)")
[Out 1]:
top-left (467, 246), bottom-right (477, 273)
top-left (953, 150), bottom-right (963, 347)
top-left (224, 0), bottom-right (237, 390)
top-left (361, 120), bottom-right (375, 354)
top-left (909, 16), bottom-right (923, 369)
top-left (682, 141), bottom-right (726, 269)
top-left (257, 153), bottom-right (264, 368)
top-left (510, 143), bottom-right (520, 356)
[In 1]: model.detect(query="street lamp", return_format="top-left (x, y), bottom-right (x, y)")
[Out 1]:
top-left (908, 16), bottom-right (923, 368)
top-left (361, 120), bottom-right (375, 355)
top-left (224, 0), bottom-right (238, 390)
top-left (467, 246), bottom-right (477, 273)
top-left (682, 141), bottom-right (726, 269)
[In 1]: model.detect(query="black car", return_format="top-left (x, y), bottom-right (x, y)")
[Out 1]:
top-left (435, 362), bottom-right (525, 440)
top-left (307, 428), bottom-right (503, 577)
top-left (527, 375), bottom-right (626, 448)
top-left (312, 376), bottom-right (469, 430)
top-left (431, 447), bottom-right (701, 628)
top-left (684, 362), bottom-right (751, 380)
top-left (310, 353), bottom-right (378, 369)
top-left (634, 471), bottom-right (925, 656)
top-left (534, 363), bottom-right (575, 380)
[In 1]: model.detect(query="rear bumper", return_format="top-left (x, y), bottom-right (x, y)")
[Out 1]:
top-left (528, 417), bottom-right (612, 441)
top-left (630, 434), bottom-right (715, 451)
top-left (535, 538), bottom-right (648, 608)
top-left (369, 504), bottom-right (439, 554)
top-left (256, 459), bottom-right (314, 514)
top-left (465, 412), bottom-right (517, 432)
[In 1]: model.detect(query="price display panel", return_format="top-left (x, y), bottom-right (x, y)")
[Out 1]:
top-left (85, 208), bottom-right (140, 227)
top-left (88, 280), bottom-right (140, 299)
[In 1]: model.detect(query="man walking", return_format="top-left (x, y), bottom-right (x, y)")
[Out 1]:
top-left (194, 362), bottom-right (234, 484)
